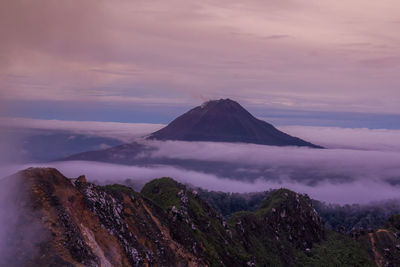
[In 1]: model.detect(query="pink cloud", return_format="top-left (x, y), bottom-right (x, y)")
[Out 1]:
top-left (1, 0), bottom-right (400, 114)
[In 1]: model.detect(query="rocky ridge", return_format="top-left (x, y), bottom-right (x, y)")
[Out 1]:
top-left (1, 168), bottom-right (398, 266)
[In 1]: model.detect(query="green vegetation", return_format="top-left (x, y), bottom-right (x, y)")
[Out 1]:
top-left (314, 200), bottom-right (400, 232)
top-left (196, 188), bottom-right (269, 217)
top-left (99, 178), bottom-right (400, 266)
top-left (196, 187), bottom-right (400, 232)
top-left (226, 188), bottom-right (326, 266)
top-left (259, 188), bottom-right (299, 210)
top-left (98, 184), bottom-right (141, 202)
top-left (229, 211), bottom-right (294, 266)
top-left (141, 177), bottom-right (183, 210)
top-left (142, 178), bottom-right (252, 266)
top-left (385, 214), bottom-right (400, 231)
top-left (296, 231), bottom-right (376, 267)
top-left (100, 184), bottom-right (135, 195)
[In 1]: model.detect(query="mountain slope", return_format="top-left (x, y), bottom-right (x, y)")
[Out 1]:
top-left (2, 168), bottom-right (397, 266)
top-left (148, 99), bottom-right (322, 148)
top-left (1, 168), bottom-right (205, 266)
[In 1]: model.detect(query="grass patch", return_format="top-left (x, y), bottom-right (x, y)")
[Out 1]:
top-left (296, 230), bottom-right (376, 267)
top-left (141, 177), bottom-right (183, 210)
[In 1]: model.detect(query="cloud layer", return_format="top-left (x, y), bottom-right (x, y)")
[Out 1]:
top-left (0, 117), bottom-right (164, 142)
top-left (1, 0), bottom-right (400, 114)
top-left (279, 126), bottom-right (400, 151)
top-left (2, 120), bottom-right (400, 205)
top-left (3, 117), bottom-right (400, 150)
top-left (3, 160), bottom-right (399, 205)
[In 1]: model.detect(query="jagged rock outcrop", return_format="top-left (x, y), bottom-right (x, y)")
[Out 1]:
top-left (141, 178), bottom-right (244, 266)
top-left (227, 189), bottom-right (325, 266)
top-left (1, 168), bottom-right (204, 267)
top-left (1, 168), bottom-right (392, 266)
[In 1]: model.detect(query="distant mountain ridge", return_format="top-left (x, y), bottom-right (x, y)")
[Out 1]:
top-left (148, 99), bottom-right (322, 148)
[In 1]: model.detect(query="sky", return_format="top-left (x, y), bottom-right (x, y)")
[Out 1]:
top-left (1, 0), bottom-right (400, 127)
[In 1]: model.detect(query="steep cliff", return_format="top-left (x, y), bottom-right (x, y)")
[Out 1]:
top-left (1, 168), bottom-right (396, 266)
top-left (1, 168), bottom-right (204, 266)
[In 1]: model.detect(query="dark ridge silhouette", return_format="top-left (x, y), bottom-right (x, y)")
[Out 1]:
top-left (148, 99), bottom-right (323, 148)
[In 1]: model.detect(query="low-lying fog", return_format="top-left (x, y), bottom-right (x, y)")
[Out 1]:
top-left (1, 118), bottom-right (400, 205)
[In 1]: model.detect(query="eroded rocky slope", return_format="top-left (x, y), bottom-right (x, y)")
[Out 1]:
top-left (1, 168), bottom-right (398, 266)
top-left (1, 168), bottom-right (203, 266)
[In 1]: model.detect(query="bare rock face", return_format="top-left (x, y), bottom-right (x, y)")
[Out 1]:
top-left (3, 168), bottom-right (392, 266)
top-left (354, 215), bottom-right (400, 267)
top-left (1, 168), bottom-right (204, 267)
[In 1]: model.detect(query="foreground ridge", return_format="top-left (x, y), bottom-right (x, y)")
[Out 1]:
top-left (1, 168), bottom-right (398, 266)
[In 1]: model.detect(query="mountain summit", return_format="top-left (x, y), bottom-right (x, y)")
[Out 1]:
top-left (148, 99), bottom-right (322, 148)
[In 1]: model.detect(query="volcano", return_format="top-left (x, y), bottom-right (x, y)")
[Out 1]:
top-left (148, 99), bottom-right (322, 148)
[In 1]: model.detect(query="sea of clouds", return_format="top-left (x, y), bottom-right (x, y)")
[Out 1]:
top-left (1, 118), bottom-right (400, 204)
